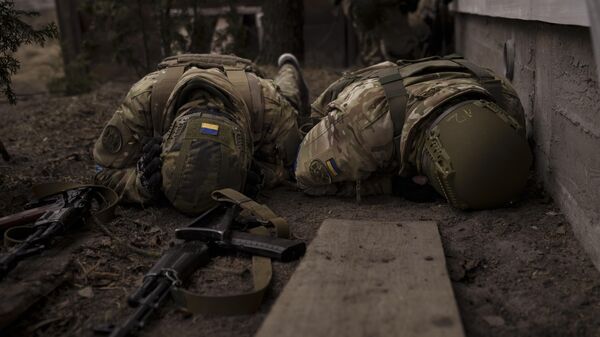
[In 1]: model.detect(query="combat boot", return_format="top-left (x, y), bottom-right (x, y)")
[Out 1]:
top-left (277, 53), bottom-right (310, 118)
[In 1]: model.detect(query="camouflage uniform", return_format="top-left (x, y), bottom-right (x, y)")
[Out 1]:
top-left (296, 57), bottom-right (528, 202)
top-left (94, 56), bottom-right (303, 205)
top-left (340, 0), bottom-right (441, 65)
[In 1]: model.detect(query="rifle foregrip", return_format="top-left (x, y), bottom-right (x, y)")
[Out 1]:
top-left (169, 241), bottom-right (211, 282)
top-left (228, 232), bottom-right (306, 262)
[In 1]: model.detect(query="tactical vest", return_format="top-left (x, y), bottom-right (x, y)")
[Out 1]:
top-left (316, 55), bottom-right (506, 151)
top-left (150, 54), bottom-right (266, 141)
top-left (316, 55), bottom-right (506, 172)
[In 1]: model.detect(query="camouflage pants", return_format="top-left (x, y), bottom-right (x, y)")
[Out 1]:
top-left (275, 63), bottom-right (305, 115)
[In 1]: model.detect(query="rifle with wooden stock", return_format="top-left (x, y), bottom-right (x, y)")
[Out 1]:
top-left (97, 192), bottom-right (305, 337)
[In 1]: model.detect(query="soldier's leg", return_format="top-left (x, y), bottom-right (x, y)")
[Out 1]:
top-left (275, 53), bottom-right (309, 118)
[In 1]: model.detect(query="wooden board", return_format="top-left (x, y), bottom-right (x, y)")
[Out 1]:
top-left (255, 219), bottom-right (465, 337)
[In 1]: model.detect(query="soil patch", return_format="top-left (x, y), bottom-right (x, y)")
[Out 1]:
top-left (0, 68), bottom-right (599, 337)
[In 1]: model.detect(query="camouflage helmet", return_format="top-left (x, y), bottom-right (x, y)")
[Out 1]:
top-left (419, 99), bottom-right (532, 210)
top-left (161, 108), bottom-right (252, 214)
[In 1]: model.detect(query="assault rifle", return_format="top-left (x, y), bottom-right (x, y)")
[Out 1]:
top-left (0, 187), bottom-right (95, 280)
top-left (97, 203), bottom-right (305, 337)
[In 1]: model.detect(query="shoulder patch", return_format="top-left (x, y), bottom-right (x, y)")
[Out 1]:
top-left (309, 159), bottom-right (332, 184)
top-left (101, 125), bottom-right (123, 154)
top-left (325, 158), bottom-right (342, 177)
top-left (200, 122), bottom-right (220, 136)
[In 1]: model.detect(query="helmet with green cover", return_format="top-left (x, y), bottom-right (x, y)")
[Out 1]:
top-left (161, 107), bottom-right (252, 215)
top-left (419, 99), bottom-right (532, 210)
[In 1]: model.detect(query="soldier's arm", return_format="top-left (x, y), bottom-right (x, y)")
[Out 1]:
top-left (93, 73), bottom-right (157, 204)
top-left (253, 78), bottom-right (302, 187)
top-left (295, 79), bottom-right (395, 195)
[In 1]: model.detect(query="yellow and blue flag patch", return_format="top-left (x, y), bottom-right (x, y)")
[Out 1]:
top-left (200, 122), bottom-right (220, 136)
top-left (325, 158), bottom-right (341, 177)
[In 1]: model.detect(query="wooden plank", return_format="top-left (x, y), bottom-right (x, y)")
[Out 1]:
top-left (452, 0), bottom-right (589, 27)
top-left (256, 219), bottom-right (465, 337)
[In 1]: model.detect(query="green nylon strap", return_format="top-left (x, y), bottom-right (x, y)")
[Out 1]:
top-left (151, 65), bottom-right (186, 137)
top-left (211, 188), bottom-right (290, 239)
top-left (376, 68), bottom-right (409, 165)
top-left (171, 226), bottom-right (272, 316)
top-left (377, 68), bottom-right (408, 138)
top-left (170, 188), bottom-right (290, 316)
top-left (451, 59), bottom-right (505, 108)
top-left (4, 183), bottom-right (119, 247)
top-left (246, 72), bottom-right (265, 142)
top-left (224, 67), bottom-right (252, 111)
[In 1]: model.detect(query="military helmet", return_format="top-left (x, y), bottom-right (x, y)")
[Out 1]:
top-left (161, 108), bottom-right (252, 214)
top-left (419, 99), bottom-right (532, 210)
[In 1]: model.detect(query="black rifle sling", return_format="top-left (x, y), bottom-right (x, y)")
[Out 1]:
top-left (170, 188), bottom-right (289, 315)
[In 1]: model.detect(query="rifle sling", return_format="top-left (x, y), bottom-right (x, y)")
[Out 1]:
top-left (211, 188), bottom-right (290, 239)
top-left (171, 188), bottom-right (289, 315)
top-left (4, 183), bottom-right (119, 247)
top-left (171, 226), bottom-right (272, 315)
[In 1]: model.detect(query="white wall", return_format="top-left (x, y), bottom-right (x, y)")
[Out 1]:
top-left (453, 0), bottom-right (589, 27)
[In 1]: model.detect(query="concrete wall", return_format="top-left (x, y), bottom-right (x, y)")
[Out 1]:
top-left (455, 14), bottom-right (600, 270)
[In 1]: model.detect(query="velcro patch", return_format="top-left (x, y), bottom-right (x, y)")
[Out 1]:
top-left (101, 125), bottom-right (123, 154)
top-left (325, 158), bottom-right (341, 177)
top-left (200, 122), bottom-right (220, 136)
top-left (309, 160), bottom-right (332, 184)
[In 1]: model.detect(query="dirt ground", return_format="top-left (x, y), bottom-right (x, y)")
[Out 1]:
top-left (1, 60), bottom-right (600, 337)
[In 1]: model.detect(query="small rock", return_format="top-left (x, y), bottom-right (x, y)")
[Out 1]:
top-left (531, 226), bottom-right (539, 230)
top-left (147, 226), bottom-right (161, 234)
top-left (78, 286), bottom-right (94, 298)
top-left (483, 315), bottom-right (505, 327)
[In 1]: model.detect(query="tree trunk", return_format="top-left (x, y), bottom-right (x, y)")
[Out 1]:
top-left (258, 0), bottom-right (304, 64)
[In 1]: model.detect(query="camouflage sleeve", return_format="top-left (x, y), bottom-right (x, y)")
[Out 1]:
top-left (310, 77), bottom-right (345, 118)
top-left (295, 78), bottom-right (396, 196)
top-left (93, 72), bottom-right (158, 203)
top-left (253, 78), bottom-right (302, 187)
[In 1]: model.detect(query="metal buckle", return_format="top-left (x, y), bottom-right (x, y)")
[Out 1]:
top-left (162, 268), bottom-right (182, 286)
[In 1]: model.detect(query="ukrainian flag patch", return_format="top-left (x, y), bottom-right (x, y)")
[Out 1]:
top-left (325, 158), bottom-right (341, 177)
top-left (200, 122), bottom-right (220, 136)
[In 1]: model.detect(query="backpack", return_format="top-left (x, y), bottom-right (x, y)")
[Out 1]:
top-left (150, 54), bottom-right (265, 140)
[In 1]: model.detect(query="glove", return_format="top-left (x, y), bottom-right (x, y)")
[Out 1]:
top-left (243, 161), bottom-right (265, 198)
top-left (136, 137), bottom-right (163, 199)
